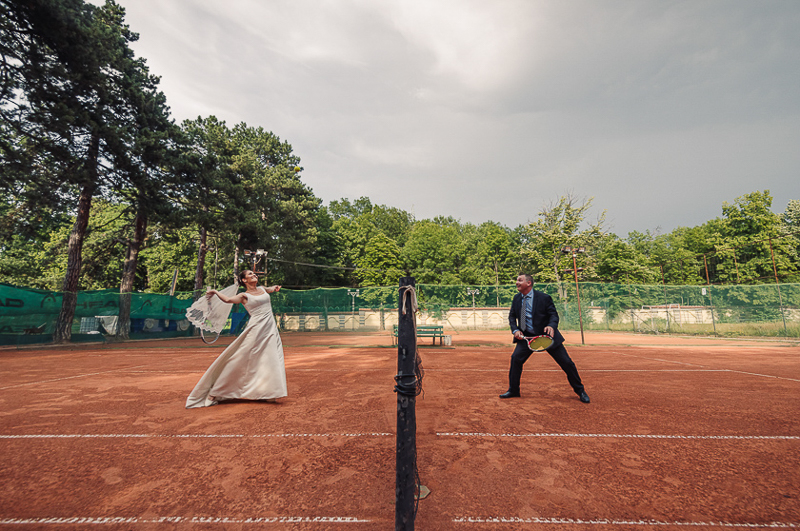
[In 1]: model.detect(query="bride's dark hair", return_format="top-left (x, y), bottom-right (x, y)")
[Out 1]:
top-left (237, 270), bottom-right (251, 285)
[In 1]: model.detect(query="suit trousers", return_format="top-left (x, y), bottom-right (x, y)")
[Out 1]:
top-left (508, 338), bottom-right (585, 395)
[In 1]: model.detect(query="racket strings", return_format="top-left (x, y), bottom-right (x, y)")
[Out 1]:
top-left (525, 335), bottom-right (553, 351)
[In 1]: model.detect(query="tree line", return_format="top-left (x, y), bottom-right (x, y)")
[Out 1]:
top-left (1, 1), bottom-right (799, 342)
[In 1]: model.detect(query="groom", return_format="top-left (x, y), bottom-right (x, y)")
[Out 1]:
top-left (501, 273), bottom-right (590, 403)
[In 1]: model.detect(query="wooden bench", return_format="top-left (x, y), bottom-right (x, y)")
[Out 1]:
top-left (392, 324), bottom-right (446, 345)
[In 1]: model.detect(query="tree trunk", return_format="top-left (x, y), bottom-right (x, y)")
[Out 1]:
top-left (116, 209), bottom-right (148, 340)
top-left (213, 242), bottom-right (219, 288)
top-left (193, 226), bottom-right (207, 301)
top-left (553, 255), bottom-right (567, 299)
top-left (494, 260), bottom-right (500, 307)
top-left (53, 134), bottom-right (100, 344)
top-left (53, 182), bottom-right (96, 343)
top-left (233, 234), bottom-right (241, 280)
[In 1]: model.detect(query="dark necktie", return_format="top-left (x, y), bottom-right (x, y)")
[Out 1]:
top-left (524, 295), bottom-right (532, 333)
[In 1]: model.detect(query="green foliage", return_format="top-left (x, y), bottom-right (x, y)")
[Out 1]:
top-left (460, 222), bottom-right (519, 285)
top-left (0, 233), bottom-right (51, 288)
top-left (0, 199), bottom-right (136, 290)
top-left (177, 117), bottom-right (322, 288)
top-left (594, 236), bottom-right (660, 284)
top-left (0, 0), bottom-right (189, 340)
top-left (721, 191), bottom-right (782, 237)
top-left (401, 218), bottom-right (465, 284)
top-left (303, 207), bottom-right (347, 287)
top-left (520, 194), bottom-right (608, 283)
top-left (1, 0), bottom-right (166, 204)
top-left (356, 232), bottom-right (404, 286)
top-left (707, 191), bottom-right (798, 284)
top-left (782, 200), bottom-right (800, 272)
top-left (783, 199), bottom-right (800, 234)
top-left (138, 226), bottom-right (238, 293)
top-left (328, 196), bottom-right (413, 285)
top-left (329, 197), bottom-right (413, 246)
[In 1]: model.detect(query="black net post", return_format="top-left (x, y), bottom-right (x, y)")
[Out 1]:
top-left (395, 276), bottom-right (417, 530)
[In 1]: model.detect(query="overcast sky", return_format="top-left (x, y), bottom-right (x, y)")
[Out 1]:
top-left (105, 0), bottom-right (799, 236)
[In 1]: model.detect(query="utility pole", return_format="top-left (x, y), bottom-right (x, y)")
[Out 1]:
top-left (561, 246), bottom-right (586, 345)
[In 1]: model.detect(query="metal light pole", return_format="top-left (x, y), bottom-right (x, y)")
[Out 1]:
top-left (561, 246), bottom-right (586, 345)
top-left (347, 289), bottom-right (360, 331)
top-left (466, 288), bottom-right (480, 329)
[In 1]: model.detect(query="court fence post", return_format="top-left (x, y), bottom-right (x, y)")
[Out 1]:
top-left (396, 276), bottom-right (417, 530)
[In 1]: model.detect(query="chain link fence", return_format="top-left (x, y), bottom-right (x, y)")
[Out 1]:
top-left (1, 278), bottom-right (798, 346)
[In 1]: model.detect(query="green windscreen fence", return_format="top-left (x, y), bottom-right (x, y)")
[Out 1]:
top-left (1, 281), bottom-right (798, 345)
top-left (0, 284), bottom-right (199, 345)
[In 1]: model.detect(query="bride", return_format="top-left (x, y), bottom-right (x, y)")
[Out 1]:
top-left (186, 270), bottom-right (287, 408)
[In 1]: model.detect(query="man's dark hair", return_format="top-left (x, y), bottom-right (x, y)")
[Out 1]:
top-left (522, 274), bottom-right (533, 284)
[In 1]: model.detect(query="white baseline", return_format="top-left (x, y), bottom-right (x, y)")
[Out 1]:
top-left (437, 432), bottom-right (799, 440)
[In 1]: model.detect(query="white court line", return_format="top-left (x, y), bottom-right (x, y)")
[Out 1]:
top-left (612, 352), bottom-right (800, 383)
top-left (453, 516), bottom-right (800, 528)
top-left (0, 432), bottom-right (392, 439)
top-left (289, 368), bottom-right (386, 371)
top-left (580, 369), bottom-right (727, 372)
top-left (62, 368), bottom-right (729, 376)
top-left (124, 369), bottom-right (389, 374)
top-left (423, 369), bottom-right (736, 375)
top-left (126, 370), bottom-right (201, 373)
top-left (7, 432), bottom-right (796, 441)
top-left (437, 432), bottom-right (800, 440)
top-left (0, 516), bottom-right (371, 525)
top-left (723, 369), bottom-right (800, 383)
top-left (70, 366), bottom-right (800, 383)
top-left (0, 365), bottom-right (147, 391)
top-left (613, 351), bottom-right (710, 368)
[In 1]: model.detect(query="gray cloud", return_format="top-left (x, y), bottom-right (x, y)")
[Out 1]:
top-left (109, 0), bottom-right (799, 235)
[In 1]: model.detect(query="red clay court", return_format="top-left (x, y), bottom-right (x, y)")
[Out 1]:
top-left (1, 330), bottom-right (799, 529)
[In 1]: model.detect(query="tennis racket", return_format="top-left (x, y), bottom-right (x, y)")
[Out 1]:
top-left (522, 335), bottom-right (553, 352)
top-left (200, 329), bottom-right (221, 344)
top-left (195, 295), bottom-right (222, 344)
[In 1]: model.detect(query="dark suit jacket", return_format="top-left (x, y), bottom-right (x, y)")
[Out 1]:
top-left (508, 290), bottom-right (565, 347)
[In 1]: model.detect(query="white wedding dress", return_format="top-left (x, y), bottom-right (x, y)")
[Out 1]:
top-left (186, 288), bottom-right (287, 408)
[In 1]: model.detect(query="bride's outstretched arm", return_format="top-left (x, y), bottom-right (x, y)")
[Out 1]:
top-left (207, 289), bottom-right (247, 305)
top-left (265, 285), bottom-right (281, 294)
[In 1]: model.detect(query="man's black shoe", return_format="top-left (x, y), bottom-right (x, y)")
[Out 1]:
top-left (579, 391), bottom-right (591, 403)
top-left (499, 391), bottom-right (520, 399)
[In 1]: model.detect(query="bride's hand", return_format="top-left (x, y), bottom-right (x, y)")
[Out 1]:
top-left (206, 289), bottom-right (218, 300)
